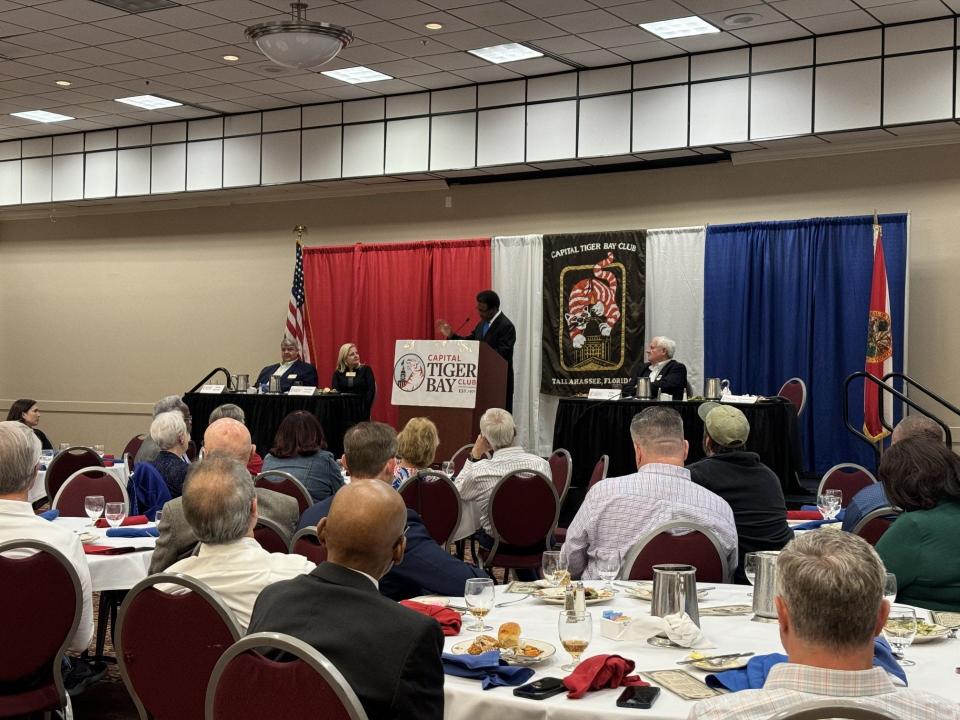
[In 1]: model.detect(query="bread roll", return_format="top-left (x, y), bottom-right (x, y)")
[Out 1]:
top-left (498, 622), bottom-right (521, 649)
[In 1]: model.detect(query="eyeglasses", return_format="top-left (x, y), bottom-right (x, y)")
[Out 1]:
top-left (394, 525), bottom-right (409, 546)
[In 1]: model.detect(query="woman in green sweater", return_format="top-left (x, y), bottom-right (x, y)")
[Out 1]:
top-left (876, 437), bottom-right (960, 611)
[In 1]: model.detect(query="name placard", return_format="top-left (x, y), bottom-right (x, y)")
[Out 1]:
top-left (199, 384), bottom-right (226, 394)
top-left (288, 386), bottom-right (317, 396)
top-left (587, 388), bottom-right (620, 400)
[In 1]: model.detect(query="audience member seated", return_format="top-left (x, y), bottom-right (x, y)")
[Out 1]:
top-left (255, 336), bottom-right (318, 393)
top-left (158, 456), bottom-right (314, 631)
top-left (298, 422), bottom-right (488, 600)
top-left (688, 530), bottom-right (959, 719)
top-left (687, 402), bottom-right (793, 583)
top-left (621, 336), bottom-right (688, 400)
top-left (393, 416), bottom-right (440, 489)
top-left (208, 403), bottom-right (263, 475)
top-left (135, 395), bottom-right (192, 464)
top-left (875, 437), bottom-right (960, 612)
top-left (842, 415), bottom-right (943, 532)
top-left (262, 410), bottom-right (343, 504)
top-left (249, 480), bottom-right (444, 720)
top-left (150, 419), bottom-right (298, 573)
top-left (5, 398), bottom-right (53, 450)
top-left (331, 342), bottom-right (376, 419)
top-left (149, 411), bottom-right (190, 498)
top-left (562, 406), bottom-right (737, 580)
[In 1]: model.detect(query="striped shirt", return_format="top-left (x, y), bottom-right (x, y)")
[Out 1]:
top-left (561, 463), bottom-right (738, 580)
top-left (688, 664), bottom-right (959, 720)
top-left (455, 446), bottom-right (552, 534)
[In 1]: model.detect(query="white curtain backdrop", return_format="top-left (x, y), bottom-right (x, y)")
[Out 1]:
top-left (646, 227), bottom-right (706, 398)
top-left (491, 235), bottom-right (547, 453)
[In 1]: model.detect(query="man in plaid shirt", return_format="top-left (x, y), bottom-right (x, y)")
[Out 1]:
top-left (689, 531), bottom-right (959, 719)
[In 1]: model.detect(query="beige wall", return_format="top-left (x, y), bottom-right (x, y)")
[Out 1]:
top-left (2, 143), bottom-right (959, 452)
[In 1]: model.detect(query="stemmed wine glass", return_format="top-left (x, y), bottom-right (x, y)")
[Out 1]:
top-left (883, 573), bottom-right (898, 605)
top-left (464, 578), bottom-right (495, 632)
top-left (817, 489), bottom-right (842, 521)
top-left (596, 548), bottom-right (621, 593)
top-left (104, 501), bottom-right (126, 528)
top-left (441, 461), bottom-right (455, 478)
top-left (744, 552), bottom-right (760, 585)
top-left (884, 605), bottom-right (917, 666)
top-left (84, 495), bottom-right (105, 526)
top-left (558, 610), bottom-right (592, 671)
top-left (542, 551), bottom-right (568, 588)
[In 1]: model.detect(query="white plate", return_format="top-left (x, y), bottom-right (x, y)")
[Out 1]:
top-left (76, 531), bottom-right (98, 544)
top-left (624, 586), bottom-right (710, 602)
top-left (534, 588), bottom-right (615, 605)
top-left (912, 624), bottom-right (952, 643)
top-left (410, 595), bottom-right (449, 607)
top-left (449, 637), bottom-right (556, 665)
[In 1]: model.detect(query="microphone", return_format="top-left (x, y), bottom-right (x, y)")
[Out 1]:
top-left (450, 316), bottom-right (471, 337)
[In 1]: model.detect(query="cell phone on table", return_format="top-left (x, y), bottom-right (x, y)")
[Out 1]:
top-left (513, 677), bottom-right (566, 700)
top-left (617, 685), bottom-right (661, 709)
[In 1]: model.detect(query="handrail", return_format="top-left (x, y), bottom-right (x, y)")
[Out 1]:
top-left (186, 367), bottom-right (232, 394)
top-left (881, 372), bottom-right (960, 422)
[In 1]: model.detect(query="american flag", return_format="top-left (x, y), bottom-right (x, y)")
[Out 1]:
top-left (286, 241), bottom-right (310, 362)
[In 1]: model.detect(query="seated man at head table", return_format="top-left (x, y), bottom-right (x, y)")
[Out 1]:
top-left (687, 402), bottom-right (793, 584)
top-left (250, 480), bottom-right (444, 720)
top-left (298, 421), bottom-right (488, 600)
top-left (134, 394), bottom-right (192, 465)
top-left (688, 530), bottom-right (960, 720)
top-left (157, 455), bottom-right (314, 631)
top-left (149, 418), bottom-right (298, 573)
top-left (621, 335), bottom-right (689, 400)
top-left (561, 405), bottom-right (738, 580)
top-left (255, 335), bottom-right (318, 393)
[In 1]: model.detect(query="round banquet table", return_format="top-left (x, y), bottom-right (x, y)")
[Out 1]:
top-left (441, 583), bottom-right (960, 720)
top-left (53, 516), bottom-right (156, 592)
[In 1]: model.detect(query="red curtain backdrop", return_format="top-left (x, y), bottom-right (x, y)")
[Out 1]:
top-left (303, 238), bottom-right (491, 429)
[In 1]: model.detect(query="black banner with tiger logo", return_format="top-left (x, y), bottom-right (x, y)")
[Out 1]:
top-left (541, 230), bottom-right (646, 396)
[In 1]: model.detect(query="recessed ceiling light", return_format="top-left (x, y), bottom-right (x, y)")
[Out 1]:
top-left (11, 110), bottom-right (74, 123)
top-left (55, 80), bottom-right (72, 87)
top-left (467, 42), bottom-right (542, 64)
top-left (424, 22), bottom-right (443, 30)
top-left (723, 13), bottom-right (763, 27)
top-left (115, 94), bottom-right (182, 110)
top-left (91, 0), bottom-right (175, 11)
top-left (321, 66), bottom-right (392, 84)
top-left (639, 16), bottom-right (720, 39)
top-left (222, 54), bottom-right (239, 62)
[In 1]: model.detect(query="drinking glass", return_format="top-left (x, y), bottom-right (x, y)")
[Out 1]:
top-left (154, 510), bottom-right (163, 525)
top-left (595, 548), bottom-right (621, 592)
top-left (825, 488), bottom-right (842, 513)
top-left (744, 552), bottom-right (760, 585)
top-left (558, 610), bottom-right (592, 671)
top-left (93, 444), bottom-right (105, 456)
top-left (542, 551), bottom-right (567, 587)
top-left (883, 573), bottom-right (898, 605)
top-left (441, 461), bottom-right (455, 478)
top-left (104, 501), bottom-right (126, 528)
top-left (817, 491), bottom-right (842, 521)
top-left (884, 605), bottom-right (917, 666)
top-left (464, 578), bottom-right (495, 632)
top-left (58, 443), bottom-right (70, 452)
top-left (84, 495), bottom-right (105, 526)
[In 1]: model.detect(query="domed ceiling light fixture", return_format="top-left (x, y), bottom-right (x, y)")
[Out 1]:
top-left (245, 3), bottom-right (353, 70)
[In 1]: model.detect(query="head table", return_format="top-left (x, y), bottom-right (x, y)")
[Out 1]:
top-left (441, 582), bottom-right (959, 720)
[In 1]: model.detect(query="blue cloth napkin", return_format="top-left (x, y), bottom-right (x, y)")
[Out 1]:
top-left (105, 527), bottom-right (159, 538)
top-left (441, 650), bottom-right (534, 690)
top-left (40, 509), bottom-right (59, 521)
top-left (791, 518), bottom-right (843, 530)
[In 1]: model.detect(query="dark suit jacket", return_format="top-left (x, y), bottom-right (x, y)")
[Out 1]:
top-left (255, 359), bottom-right (318, 392)
top-left (331, 364), bottom-right (376, 419)
top-left (622, 359), bottom-right (688, 401)
top-left (299, 500), bottom-right (488, 600)
top-left (248, 562), bottom-right (444, 720)
top-left (452, 312), bottom-right (516, 412)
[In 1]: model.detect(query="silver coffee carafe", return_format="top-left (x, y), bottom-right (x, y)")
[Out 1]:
top-left (751, 551), bottom-right (781, 621)
top-left (651, 564), bottom-right (700, 627)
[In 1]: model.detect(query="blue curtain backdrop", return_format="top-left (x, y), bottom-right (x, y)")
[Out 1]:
top-left (703, 215), bottom-right (907, 475)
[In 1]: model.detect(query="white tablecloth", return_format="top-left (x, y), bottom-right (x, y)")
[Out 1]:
top-left (452, 499), bottom-right (481, 542)
top-left (29, 463), bottom-right (130, 504)
top-left (442, 583), bottom-right (960, 719)
top-left (53, 516), bottom-right (155, 592)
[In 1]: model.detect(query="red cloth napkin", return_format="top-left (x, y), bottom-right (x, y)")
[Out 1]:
top-left (95, 515), bottom-right (148, 528)
top-left (82, 545), bottom-right (138, 555)
top-left (562, 654), bottom-right (648, 699)
top-left (787, 510), bottom-right (822, 520)
top-left (399, 600), bottom-right (462, 636)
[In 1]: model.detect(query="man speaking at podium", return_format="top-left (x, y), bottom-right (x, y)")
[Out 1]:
top-left (256, 336), bottom-right (318, 393)
top-left (437, 290), bottom-right (516, 412)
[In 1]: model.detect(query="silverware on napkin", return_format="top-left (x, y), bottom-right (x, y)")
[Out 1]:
top-left (675, 652), bottom-right (754, 666)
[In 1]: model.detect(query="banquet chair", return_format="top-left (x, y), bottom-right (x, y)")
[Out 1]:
top-left (0, 540), bottom-right (81, 719)
top-left (254, 471), bottom-right (313, 515)
top-left (44, 446), bottom-right (103, 504)
top-left (397, 470), bottom-right (462, 546)
top-left (588, 454), bottom-right (610, 489)
top-left (547, 448), bottom-right (572, 506)
top-left (117, 573), bottom-right (242, 720)
top-left (477, 470), bottom-right (559, 581)
top-left (619, 521), bottom-right (729, 583)
top-left (289, 526), bottom-right (327, 564)
top-left (817, 464), bottom-right (877, 506)
top-left (851, 506), bottom-right (899, 546)
top-left (205, 632), bottom-right (368, 720)
top-left (449, 444), bottom-right (474, 477)
top-left (777, 377), bottom-right (808, 417)
top-left (767, 699), bottom-right (898, 720)
top-left (52, 467), bottom-right (128, 517)
top-left (253, 517), bottom-right (291, 554)
top-left (122, 433), bottom-right (147, 464)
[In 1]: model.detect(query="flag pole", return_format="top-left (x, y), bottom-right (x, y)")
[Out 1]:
top-left (292, 225), bottom-right (312, 362)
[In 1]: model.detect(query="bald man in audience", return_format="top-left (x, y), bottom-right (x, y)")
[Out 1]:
top-left (249, 481), bottom-right (444, 720)
top-left (149, 418), bottom-right (298, 573)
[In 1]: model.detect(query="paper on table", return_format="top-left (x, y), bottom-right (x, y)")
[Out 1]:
top-left (721, 394), bottom-right (759, 404)
top-left (619, 612), bottom-right (715, 649)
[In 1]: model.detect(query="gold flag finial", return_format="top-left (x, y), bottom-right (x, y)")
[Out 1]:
top-left (293, 225), bottom-right (306, 243)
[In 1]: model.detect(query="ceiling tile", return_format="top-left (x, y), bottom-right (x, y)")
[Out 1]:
top-left (93, 14), bottom-right (177, 38)
top-left (561, 48), bottom-right (633, 65)
top-left (702, 4), bottom-right (790, 29)
top-left (380, 36), bottom-right (458, 56)
top-left (406, 71), bottom-right (471, 88)
top-left (729, 20), bottom-right (810, 42)
top-left (421, 51), bottom-right (489, 70)
top-left (101, 39), bottom-right (178, 60)
top-left (392, 12), bottom-right (478, 34)
top-left (548, 10), bottom-right (628, 33)
top-left (532, 34), bottom-right (599, 53)
top-left (28, 0), bottom-right (124, 22)
top-left (275, 90), bottom-right (334, 105)
top-left (280, 73), bottom-right (346, 90)
top-left (508, 0), bottom-right (595, 14)
top-left (667, 31), bottom-right (745, 49)
top-left (611, 40), bottom-right (685, 60)
top-left (867, 0), bottom-right (954, 22)
top-left (578, 25), bottom-right (657, 46)
top-left (49, 24), bottom-right (130, 45)
top-left (193, 23), bottom-right (249, 44)
top-left (303, 4), bottom-right (380, 25)
top-left (487, 19), bottom-right (568, 41)
top-left (59, 47), bottom-right (134, 66)
top-left (140, 5), bottom-right (224, 29)
top-left (191, 0), bottom-right (277, 21)
top-left (349, 0), bottom-right (436, 19)
top-left (337, 44), bottom-right (407, 64)
top-left (312, 85), bottom-right (379, 100)
top-left (144, 53), bottom-right (220, 72)
top-left (0, 7), bottom-right (74, 30)
top-left (104, 59), bottom-right (184, 79)
top-left (0, 60), bottom-right (55, 78)
top-left (193, 83), bottom-right (262, 100)
top-left (369, 57), bottom-right (439, 76)
top-left (674, 0), bottom-right (764, 10)
top-left (351, 21), bottom-right (420, 42)
top-left (448, 2), bottom-right (535, 25)
top-left (150, 31), bottom-right (224, 52)
top-left (204, 99), bottom-right (260, 113)
top-left (428, 27), bottom-right (510, 49)
top-left (455, 64), bottom-right (521, 81)
top-left (769, 0), bottom-right (861, 20)
top-left (414, 0), bottom-right (495, 7)
top-left (356, 78), bottom-right (424, 93)
top-left (505, 56), bottom-right (574, 74)
top-left (607, 1), bottom-right (693, 24)
top-left (5, 32), bottom-right (84, 53)
top-left (0, 39), bottom-right (42, 59)
top-left (152, 71), bottom-right (221, 88)
top-left (233, 78), bottom-right (301, 94)
top-left (796, 9), bottom-right (879, 32)
top-left (196, 66), bottom-right (266, 83)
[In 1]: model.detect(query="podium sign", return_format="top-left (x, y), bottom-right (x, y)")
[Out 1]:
top-left (391, 339), bottom-right (479, 409)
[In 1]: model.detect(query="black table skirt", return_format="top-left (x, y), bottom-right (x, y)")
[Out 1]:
top-left (184, 392), bottom-right (366, 459)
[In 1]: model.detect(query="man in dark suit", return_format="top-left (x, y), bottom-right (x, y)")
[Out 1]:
top-left (249, 480), bottom-right (444, 720)
top-left (298, 421), bottom-right (488, 600)
top-left (622, 336), bottom-right (688, 400)
top-left (438, 289), bottom-right (517, 412)
top-left (255, 336), bottom-right (318, 392)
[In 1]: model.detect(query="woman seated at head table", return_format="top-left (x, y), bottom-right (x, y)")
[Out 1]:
top-left (6, 398), bottom-right (53, 451)
top-left (331, 343), bottom-right (376, 419)
top-left (262, 410), bottom-right (344, 504)
top-left (393, 417), bottom-right (441, 490)
top-left (875, 436), bottom-right (960, 612)
top-left (148, 410), bottom-right (191, 498)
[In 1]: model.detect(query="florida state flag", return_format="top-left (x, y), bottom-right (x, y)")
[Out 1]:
top-left (864, 220), bottom-right (893, 440)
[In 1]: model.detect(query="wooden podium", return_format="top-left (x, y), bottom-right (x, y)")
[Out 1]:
top-left (395, 341), bottom-right (507, 462)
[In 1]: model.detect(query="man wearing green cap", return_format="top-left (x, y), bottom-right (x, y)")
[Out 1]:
top-left (688, 402), bottom-right (793, 583)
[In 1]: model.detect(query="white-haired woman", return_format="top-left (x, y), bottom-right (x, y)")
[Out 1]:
top-left (332, 343), bottom-right (376, 419)
top-left (149, 410), bottom-right (190, 498)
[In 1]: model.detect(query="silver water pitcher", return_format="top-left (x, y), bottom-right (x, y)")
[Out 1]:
top-left (635, 377), bottom-right (653, 400)
top-left (704, 378), bottom-right (722, 399)
top-left (651, 564), bottom-right (700, 627)
top-left (234, 374), bottom-right (249, 392)
top-left (752, 551), bottom-right (781, 620)
top-left (268, 375), bottom-right (282, 394)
